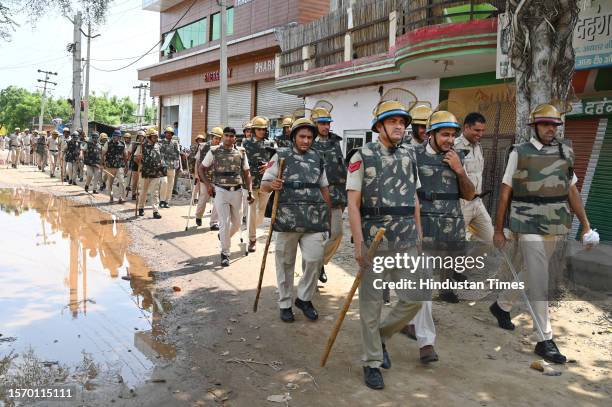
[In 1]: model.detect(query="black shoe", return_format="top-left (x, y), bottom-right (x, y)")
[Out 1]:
top-left (84, 185), bottom-right (89, 192)
top-left (242, 216), bottom-right (247, 224)
top-left (210, 224), bottom-right (220, 231)
top-left (172, 189), bottom-right (178, 195)
top-left (221, 254), bottom-right (230, 267)
top-left (319, 266), bottom-right (327, 283)
top-left (138, 209), bottom-right (144, 217)
top-left (79, 178), bottom-right (83, 182)
top-left (99, 184), bottom-right (106, 191)
top-left (295, 298), bottom-right (318, 321)
top-left (280, 307), bottom-right (295, 323)
top-left (92, 190), bottom-right (97, 194)
top-left (489, 302), bottom-right (515, 330)
top-left (131, 194), bottom-right (137, 201)
top-left (439, 291), bottom-right (459, 303)
top-left (165, 202), bottom-right (171, 208)
top-left (381, 342), bottom-right (391, 369)
top-left (363, 367), bottom-right (384, 390)
top-left (153, 211), bottom-right (162, 219)
top-left (159, 201), bottom-right (166, 208)
top-left (535, 340), bottom-right (567, 364)
top-left (195, 218), bottom-right (202, 226)
top-left (452, 271), bottom-right (467, 282)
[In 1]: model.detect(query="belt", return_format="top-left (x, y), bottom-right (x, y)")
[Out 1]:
top-left (218, 171), bottom-right (239, 176)
top-left (417, 191), bottom-right (460, 201)
top-left (215, 184), bottom-right (242, 191)
top-left (49, 150), bottom-right (58, 152)
top-left (474, 190), bottom-right (491, 199)
top-left (512, 195), bottom-right (568, 204)
top-left (283, 181), bottom-right (319, 189)
top-left (360, 206), bottom-right (415, 216)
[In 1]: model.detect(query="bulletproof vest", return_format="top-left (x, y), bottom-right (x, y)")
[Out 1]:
top-left (36, 136), bottom-right (46, 153)
top-left (105, 141), bottom-right (125, 168)
top-left (212, 146), bottom-right (243, 187)
top-left (509, 142), bottom-right (574, 235)
top-left (242, 137), bottom-right (273, 189)
top-left (273, 147), bottom-right (329, 233)
top-left (197, 142), bottom-right (214, 182)
top-left (187, 144), bottom-right (199, 171)
top-left (83, 141), bottom-right (102, 166)
top-left (312, 132), bottom-right (347, 207)
top-left (65, 139), bottom-right (80, 162)
top-left (9, 134), bottom-right (20, 147)
top-left (415, 144), bottom-right (466, 243)
top-left (276, 136), bottom-right (292, 148)
top-left (359, 142), bottom-right (418, 248)
top-left (129, 143), bottom-right (140, 171)
top-left (141, 142), bottom-right (166, 178)
top-left (160, 138), bottom-right (180, 167)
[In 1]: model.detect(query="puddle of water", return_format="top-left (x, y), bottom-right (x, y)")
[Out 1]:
top-left (0, 188), bottom-right (175, 387)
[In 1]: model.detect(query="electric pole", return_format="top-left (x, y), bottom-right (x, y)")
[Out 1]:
top-left (37, 69), bottom-right (58, 132)
top-left (82, 23), bottom-right (100, 137)
top-left (71, 12), bottom-right (83, 131)
top-left (133, 83), bottom-right (149, 127)
top-left (219, 0), bottom-right (228, 125)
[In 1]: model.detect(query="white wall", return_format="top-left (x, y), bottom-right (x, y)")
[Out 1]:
top-left (305, 78), bottom-right (440, 152)
top-left (162, 94), bottom-right (193, 147)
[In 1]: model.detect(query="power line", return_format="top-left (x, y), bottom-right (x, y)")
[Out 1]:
top-left (90, 0), bottom-right (199, 72)
top-left (89, 50), bottom-right (157, 62)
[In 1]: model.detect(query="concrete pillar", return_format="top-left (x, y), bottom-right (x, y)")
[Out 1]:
top-left (389, 11), bottom-right (397, 48)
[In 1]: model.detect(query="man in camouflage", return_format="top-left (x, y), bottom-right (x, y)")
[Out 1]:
top-left (47, 130), bottom-right (60, 177)
top-left (81, 132), bottom-right (103, 194)
top-left (134, 129), bottom-right (165, 219)
top-left (35, 130), bottom-right (47, 172)
top-left (77, 129), bottom-right (86, 181)
top-left (243, 116), bottom-right (275, 252)
top-left (200, 127), bottom-right (253, 267)
top-left (159, 127), bottom-right (182, 208)
top-left (30, 130), bottom-right (39, 167)
top-left (124, 132), bottom-right (141, 200)
top-left (98, 132), bottom-right (109, 190)
top-left (311, 105), bottom-right (346, 283)
top-left (408, 104), bottom-right (432, 146)
top-left (102, 130), bottom-right (127, 203)
top-left (59, 128), bottom-right (71, 179)
top-left (195, 129), bottom-right (222, 229)
top-left (346, 98), bottom-right (423, 390)
top-left (276, 117), bottom-right (293, 148)
top-left (63, 131), bottom-right (82, 185)
top-left (261, 118), bottom-right (332, 323)
top-left (491, 103), bottom-right (594, 364)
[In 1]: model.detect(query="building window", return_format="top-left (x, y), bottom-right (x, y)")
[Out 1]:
top-left (343, 130), bottom-right (373, 156)
top-left (210, 7), bottom-right (234, 41)
top-left (161, 18), bottom-right (207, 57)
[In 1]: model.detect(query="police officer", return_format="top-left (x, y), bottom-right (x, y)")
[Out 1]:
top-left (47, 130), bottom-right (60, 177)
top-left (63, 131), bottom-right (81, 184)
top-left (311, 104), bottom-right (346, 283)
top-left (102, 130), bottom-right (127, 203)
top-left (134, 129), bottom-right (165, 219)
top-left (159, 126), bottom-right (182, 208)
top-left (30, 130), bottom-right (39, 167)
top-left (77, 129), bottom-right (86, 181)
top-left (200, 127), bottom-right (253, 267)
top-left (242, 121), bottom-right (253, 141)
top-left (260, 118), bottom-right (331, 323)
top-left (59, 128), bottom-right (71, 180)
top-left (82, 132), bottom-right (103, 193)
top-left (276, 117), bottom-right (293, 148)
top-left (491, 103), bottom-right (594, 364)
top-left (243, 116), bottom-right (275, 252)
top-left (455, 112), bottom-right (494, 244)
top-left (126, 131), bottom-right (144, 200)
top-left (35, 130), bottom-right (47, 171)
top-left (99, 132), bottom-right (109, 191)
top-left (408, 104), bottom-right (433, 145)
top-left (8, 127), bottom-right (22, 168)
top-left (195, 128), bottom-right (222, 228)
top-left (21, 128), bottom-right (31, 165)
top-left (346, 97), bottom-right (423, 390)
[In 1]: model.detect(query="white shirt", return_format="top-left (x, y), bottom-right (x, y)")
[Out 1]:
top-left (502, 137), bottom-right (578, 187)
top-left (48, 138), bottom-right (59, 151)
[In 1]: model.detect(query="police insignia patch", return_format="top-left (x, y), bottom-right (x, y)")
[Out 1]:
top-left (348, 160), bottom-right (362, 173)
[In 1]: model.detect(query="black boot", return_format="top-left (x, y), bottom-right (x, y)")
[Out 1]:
top-left (381, 342), bottom-right (391, 369)
top-left (153, 211), bottom-right (162, 219)
top-left (535, 340), bottom-right (567, 364)
top-left (295, 298), bottom-right (318, 321)
top-left (220, 253), bottom-right (230, 267)
top-left (138, 208), bottom-right (144, 217)
top-left (489, 302), bottom-right (515, 330)
top-left (280, 307), bottom-right (295, 323)
top-left (319, 266), bottom-right (327, 283)
top-left (363, 367), bottom-right (384, 390)
top-left (195, 218), bottom-right (202, 226)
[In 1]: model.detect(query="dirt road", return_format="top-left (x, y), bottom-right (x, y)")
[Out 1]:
top-left (0, 165), bottom-right (610, 407)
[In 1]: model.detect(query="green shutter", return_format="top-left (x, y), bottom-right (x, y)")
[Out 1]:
top-left (585, 117), bottom-right (612, 242)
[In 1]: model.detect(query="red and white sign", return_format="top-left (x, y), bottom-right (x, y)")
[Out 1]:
top-left (204, 68), bottom-right (233, 82)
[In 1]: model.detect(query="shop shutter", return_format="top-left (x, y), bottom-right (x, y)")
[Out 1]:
top-left (564, 118), bottom-right (599, 192)
top-left (207, 87), bottom-right (220, 132)
top-left (256, 79), bottom-right (304, 120)
top-left (227, 83), bottom-right (252, 131)
top-left (584, 118), bottom-right (612, 241)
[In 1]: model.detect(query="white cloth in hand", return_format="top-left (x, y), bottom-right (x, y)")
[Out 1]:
top-left (583, 229), bottom-right (600, 247)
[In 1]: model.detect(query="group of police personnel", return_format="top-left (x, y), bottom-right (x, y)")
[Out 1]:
top-left (2, 93), bottom-right (597, 390)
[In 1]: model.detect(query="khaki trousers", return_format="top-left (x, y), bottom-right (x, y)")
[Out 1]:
top-left (85, 165), bottom-right (101, 190)
top-left (49, 151), bottom-right (59, 175)
top-left (461, 198), bottom-right (494, 242)
top-left (195, 182), bottom-right (219, 225)
top-left (138, 177), bottom-right (162, 212)
top-left (66, 161), bottom-right (78, 182)
top-left (10, 148), bottom-right (20, 166)
top-left (214, 187), bottom-right (243, 255)
top-left (160, 168), bottom-right (176, 203)
top-left (323, 207), bottom-right (344, 264)
top-left (105, 167), bottom-right (125, 199)
top-left (247, 188), bottom-right (271, 241)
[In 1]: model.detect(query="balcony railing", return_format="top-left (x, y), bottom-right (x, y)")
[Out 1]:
top-left (277, 0), bottom-right (506, 77)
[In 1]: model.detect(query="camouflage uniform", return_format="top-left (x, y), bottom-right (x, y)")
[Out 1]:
top-left (63, 137), bottom-right (81, 182)
top-left (262, 146), bottom-right (329, 310)
top-left (103, 140), bottom-right (127, 200)
top-left (195, 141), bottom-right (219, 226)
top-left (312, 132), bottom-right (347, 264)
top-left (346, 141), bottom-right (423, 368)
top-left (242, 137), bottom-right (275, 242)
top-left (36, 134), bottom-right (47, 171)
top-left (159, 137), bottom-right (182, 205)
top-left (497, 137), bottom-right (577, 342)
top-left (136, 141), bottom-right (166, 212)
top-left (276, 135), bottom-right (292, 148)
top-left (202, 145), bottom-right (250, 256)
top-left (83, 139), bottom-right (102, 191)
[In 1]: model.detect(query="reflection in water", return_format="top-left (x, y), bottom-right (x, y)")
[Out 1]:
top-left (0, 188), bottom-right (175, 387)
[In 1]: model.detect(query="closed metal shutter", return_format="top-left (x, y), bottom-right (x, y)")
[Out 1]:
top-left (584, 118), bottom-right (612, 241)
top-left (256, 79), bottom-right (304, 120)
top-left (228, 83), bottom-right (252, 131)
top-left (207, 87), bottom-right (220, 132)
top-left (564, 118), bottom-right (600, 193)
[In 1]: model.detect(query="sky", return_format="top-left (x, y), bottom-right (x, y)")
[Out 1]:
top-left (0, 0), bottom-right (160, 105)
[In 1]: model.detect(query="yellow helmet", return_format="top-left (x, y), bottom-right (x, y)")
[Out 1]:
top-left (14, 127), bottom-right (20, 131)
top-left (243, 121), bottom-right (252, 130)
top-left (281, 117), bottom-right (293, 127)
top-left (371, 100), bottom-right (412, 133)
top-left (123, 132), bottom-right (131, 139)
top-left (529, 103), bottom-right (563, 126)
top-left (52, 130), bottom-right (59, 135)
top-left (33, 130), bottom-right (39, 134)
top-left (136, 130), bottom-right (145, 136)
top-left (24, 128), bottom-right (30, 132)
top-left (409, 105), bottom-right (433, 126)
top-left (63, 128), bottom-right (70, 133)
top-left (310, 107), bottom-right (333, 123)
top-left (426, 110), bottom-right (461, 133)
top-left (146, 128), bottom-right (159, 136)
top-left (164, 126), bottom-right (174, 134)
top-left (209, 127), bottom-right (224, 138)
top-left (250, 116), bottom-right (268, 129)
top-left (290, 117), bottom-right (316, 139)
top-left (195, 134), bottom-right (206, 141)
top-left (100, 132), bottom-right (109, 140)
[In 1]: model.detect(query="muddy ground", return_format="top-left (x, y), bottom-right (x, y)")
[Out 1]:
top-left (0, 165), bottom-right (610, 407)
